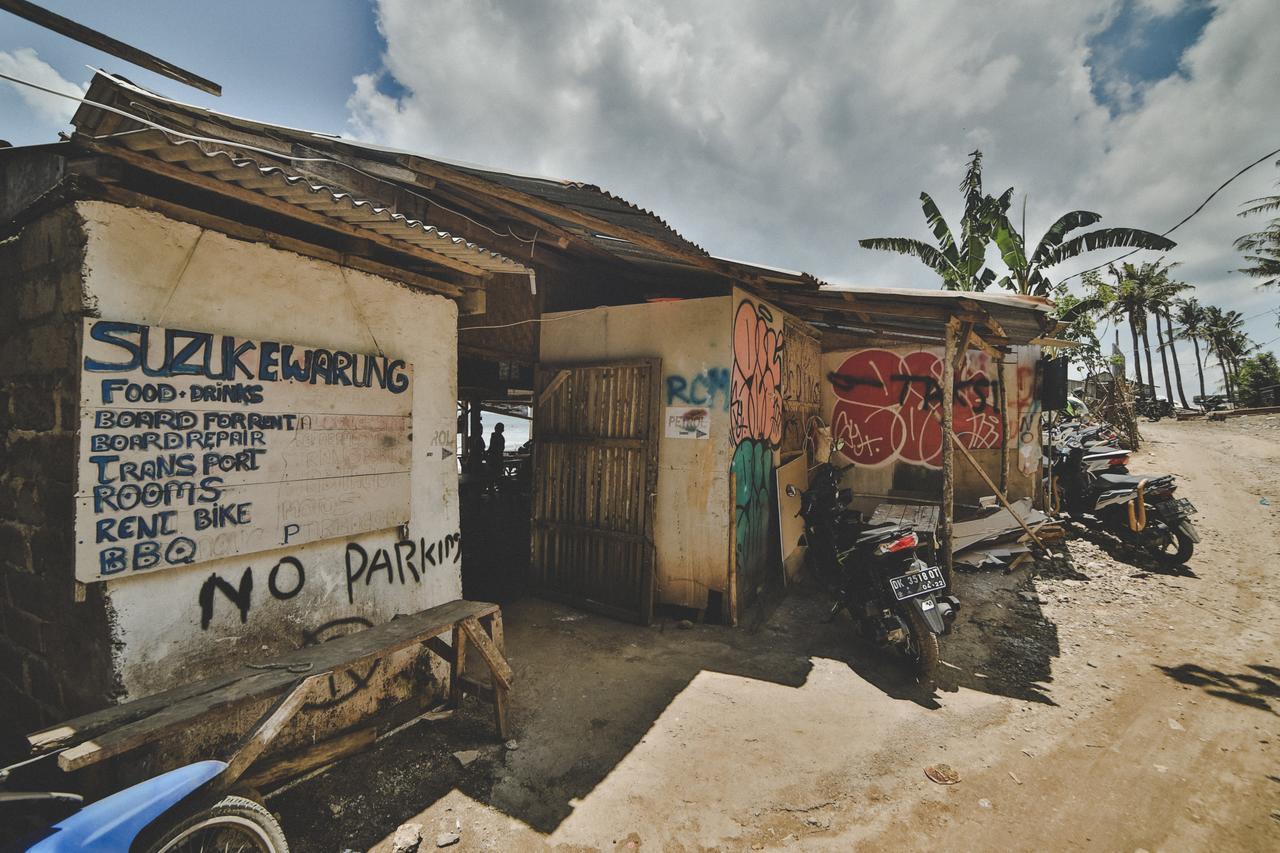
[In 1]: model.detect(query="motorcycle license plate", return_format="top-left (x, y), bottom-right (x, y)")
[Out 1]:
top-left (889, 566), bottom-right (947, 601)
top-left (1162, 498), bottom-right (1197, 519)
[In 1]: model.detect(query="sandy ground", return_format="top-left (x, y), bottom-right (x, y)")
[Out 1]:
top-left (271, 418), bottom-right (1279, 851)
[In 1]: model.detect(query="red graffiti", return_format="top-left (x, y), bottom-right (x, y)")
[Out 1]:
top-left (828, 348), bottom-right (1003, 468)
top-left (731, 300), bottom-right (783, 447)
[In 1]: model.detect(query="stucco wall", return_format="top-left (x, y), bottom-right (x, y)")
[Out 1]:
top-left (76, 201), bottom-right (462, 701)
top-left (821, 341), bottom-right (1041, 508)
top-left (539, 297), bottom-right (732, 611)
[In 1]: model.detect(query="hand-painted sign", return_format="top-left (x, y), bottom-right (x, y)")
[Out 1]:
top-left (665, 406), bottom-right (710, 439)
top-left (75, 320), bottom-right (413, 582)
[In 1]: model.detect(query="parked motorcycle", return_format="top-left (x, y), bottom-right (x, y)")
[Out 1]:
top-left (1048, 436), bottom-right (1199, 565)
top-left (1, 754), bottom-right (288, 852)
top-left (789, 461), bottom-right (959, 680)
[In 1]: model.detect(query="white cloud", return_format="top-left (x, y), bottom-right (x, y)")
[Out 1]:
top-left (0, 47), bottom-right (85, 127)
top-left (349, 0), bottom-right (1280, 387)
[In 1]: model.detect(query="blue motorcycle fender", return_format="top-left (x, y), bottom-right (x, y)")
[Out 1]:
top-left (910, 595), bottom-right (946, 634)
top-left (1179, 519), bottom-right (1201, 544)
top-left (26, 760), bottom-right (227, 852)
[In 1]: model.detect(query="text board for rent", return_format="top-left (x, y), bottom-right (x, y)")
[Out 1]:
top-left (74, 320), bottom-right (414, 582)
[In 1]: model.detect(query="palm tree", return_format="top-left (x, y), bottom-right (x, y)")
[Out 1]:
top-left (1173, 297), bottom-right (1210, 405)
top-left (1235, 180), bottom-right (1280, 292)
top-left (1204, 306), bottom-right (1248, 403)
top-left (989, 202), bottom-right (1175, 296)
top-left (1149, 275), bottom-right (1191, 409)
top-left (859, 150), bottom-right (1005, 291)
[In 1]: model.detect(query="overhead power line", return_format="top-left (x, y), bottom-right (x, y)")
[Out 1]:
top-left (1061, 144), bottom-right (1280, 284)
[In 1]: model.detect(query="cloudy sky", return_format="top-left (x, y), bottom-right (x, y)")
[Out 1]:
top-left (3, 0), bottom-right (1278, 394)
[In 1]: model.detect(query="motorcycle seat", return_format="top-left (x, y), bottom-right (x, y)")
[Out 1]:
top-left (1098, 472), bottom-right (1173, 488)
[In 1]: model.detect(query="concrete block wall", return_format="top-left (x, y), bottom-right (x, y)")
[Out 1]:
top-left (0, 206), bottom-right (122, 734)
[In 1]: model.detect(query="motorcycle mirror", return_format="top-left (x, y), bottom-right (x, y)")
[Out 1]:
top-left (785, 484), bottom-right (798, 497)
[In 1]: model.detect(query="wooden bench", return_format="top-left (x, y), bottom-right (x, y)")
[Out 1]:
top-left (26, 599), bottom-right (511, 791)
top-left (868, 502), bottom-right (940, 539)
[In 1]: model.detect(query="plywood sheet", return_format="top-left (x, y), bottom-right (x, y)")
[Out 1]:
top-left (75, 320), bottom-right (413, 582)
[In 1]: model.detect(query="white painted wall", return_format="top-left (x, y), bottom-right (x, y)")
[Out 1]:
top-left (540, 297), bottom-right (732, 610)
top-left (77, 202), bottom-right (461, 699)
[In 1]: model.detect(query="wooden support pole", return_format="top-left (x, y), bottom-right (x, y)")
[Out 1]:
top-left (217, 673), bottom-right (324, 790)
top-left (949, 432), bottom-right (1047, 550)
top-left (941, 317), bottom-right (958, 585)
top-left (0, 0), bottom-right (222, 95)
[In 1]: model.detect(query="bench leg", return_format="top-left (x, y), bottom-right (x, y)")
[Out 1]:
top-left (484, 612), bottom-right (505, 655)
top-left (449, 624), bottom-right (467, 709)
top-left (493, 682), bottom-right (510, 741)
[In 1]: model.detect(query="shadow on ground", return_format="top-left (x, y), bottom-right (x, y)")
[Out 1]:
top-left (1069, 522), bottom-right (1200, 579)
top-left (1158, 662), bottom-right (1279, 715)
top-left (272, 563), bottom-right (1063, 849)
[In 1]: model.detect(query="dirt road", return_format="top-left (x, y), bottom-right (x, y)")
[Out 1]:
top-left (275, 419), bottom-right (1278, 851)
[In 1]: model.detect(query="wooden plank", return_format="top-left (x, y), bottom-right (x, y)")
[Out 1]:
top-left (485, 612), bottom-right (505, 655)
top-left (423, 635), bottom-right (454, 665)
top-left (459, 616), bottom-right (514, 691)
top-left (537, 369), bottom-right (571, 408)
top-left (45, 600), bottom-right (498, 770)
top-left (950, 433), bottom-right (1047, 550)
top-left (79, 139), bottom-right (494, 280)
top-left (941, 317), bottom-right (957, 585)
top-left (241, 725), bottom-right (376, 790)
top-left (0, 0), bottom-right (221, 95)
top-left (493, 682), bottom-right (511, 741)
top-left (28, 668), bottom-right (251, 754)
top-left (218, 674), bottom-right (324, 788)
top-left (449, 624), bottom-right (467, 709)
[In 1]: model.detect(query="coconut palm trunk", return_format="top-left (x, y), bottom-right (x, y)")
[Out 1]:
top-left (1162, 308), bottom-right (1190, 409)
top-left (1129, 315), bottom-right (1144, 388)
top-left (1154, 311), bottom-right (1176, 407)
top-left (1191, 336), bottom-right (1206, 402)
top-left (1141, 319), bottom-right (1157, 400)
top-left (1217, 347), bottom-right (1234, 404)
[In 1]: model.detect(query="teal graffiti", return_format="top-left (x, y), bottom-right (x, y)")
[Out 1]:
top-left (665, 368), bottom-right (731, 411)
top-left (732, 439), bottom-right (775, 594)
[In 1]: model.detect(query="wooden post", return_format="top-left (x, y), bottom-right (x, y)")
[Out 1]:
top-left (941, 317), bottom-right (958, 586)
top-left (997, 351), bottom-right (1010, 496)
top-left (949, 432), bottom-right (1047, 550)
top-left (449, 624), bottom-right (467, 709)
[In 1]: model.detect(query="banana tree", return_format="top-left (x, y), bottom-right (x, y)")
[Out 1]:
top-left (989, 203), bottom-right (1176, 297)
top-left (859, 150), bottom-right (1004, 291)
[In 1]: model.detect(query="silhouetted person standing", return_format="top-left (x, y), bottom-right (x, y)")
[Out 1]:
top-left (466, 419), bottom-right (486, 473)
top-left (488, 422), bottom-right (506, 474)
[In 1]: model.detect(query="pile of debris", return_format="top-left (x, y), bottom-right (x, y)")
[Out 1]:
top-left (953, 497), bottom-right (1064, 573)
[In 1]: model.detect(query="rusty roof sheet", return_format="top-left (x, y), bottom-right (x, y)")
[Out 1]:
top-left (71, 72), bottom-right (706, 262)
top-left (102, 128), bottom-right (530, 276)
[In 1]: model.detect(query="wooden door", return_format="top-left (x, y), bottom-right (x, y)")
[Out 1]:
top-left (531, 359), bottom-right (660, 624)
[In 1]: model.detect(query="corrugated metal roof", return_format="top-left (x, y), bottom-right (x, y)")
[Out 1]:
top-left (72, 72), bottom-right (708, 267)
top-left (106, 129), bottom-right (530, 276)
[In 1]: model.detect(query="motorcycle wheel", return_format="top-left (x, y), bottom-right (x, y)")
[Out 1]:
top-left (140, 794), bottom-right (288, 853)
top-left (900, 606), bottom-right (940, 683)
top-left (1148, 523), bottom-right (1194, 565)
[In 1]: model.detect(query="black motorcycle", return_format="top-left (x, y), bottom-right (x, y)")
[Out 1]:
top-left (789, 462), bottom-right (959, 680)
top-left (1049, 438), bottom-right (1199, 564)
